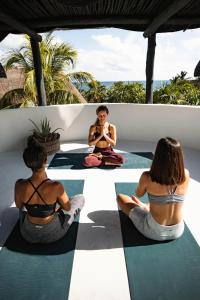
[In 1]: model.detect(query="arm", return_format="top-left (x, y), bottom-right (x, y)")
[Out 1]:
top-left (103, 124), bottom-right (116, 147)
top-left (135, 172), bottom-right (149, 198)
top-left (184, 168), bottom-right (190, 191)
top-left (57, 183), bottom-right (71, 211)
top-left (88, 125), bottom-right (104, 146)
top-left (15, 180), bottom-right (23, 209)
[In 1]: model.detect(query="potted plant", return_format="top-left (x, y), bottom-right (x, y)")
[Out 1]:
top-left (27, 117), bottom-right (62, 155)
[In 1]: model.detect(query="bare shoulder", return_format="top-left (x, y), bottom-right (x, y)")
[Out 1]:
top-left (184, 168), bottom-right (190, 181)
top-left (139, 171), bottom-right (150, 186)
top-left (15, 179), bottom-right (26, 189)
top-left (51, 180), bottom-right (65, 194)
top-left (109, 123), bottom-right (116, 131)
top-left (15, 179), bottom-right (29, 196)
top-left (141, 171), bottom-right (150, 180)
top-left (89, 125), bottom-right (96, 132)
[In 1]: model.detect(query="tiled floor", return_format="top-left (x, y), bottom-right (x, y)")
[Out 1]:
top-left (0, 140), bottom-right (200, 300)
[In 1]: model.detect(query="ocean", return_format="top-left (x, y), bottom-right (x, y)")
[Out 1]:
top-left (100, 80), bottom-right (169, 90)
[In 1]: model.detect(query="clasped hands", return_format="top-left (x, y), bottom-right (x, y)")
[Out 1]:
top-left (99, 125), bottom-right (108, 137)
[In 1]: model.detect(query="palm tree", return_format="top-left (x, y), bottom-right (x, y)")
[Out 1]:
top-left (171, 71), bottom-right (189, 84)
top-left (1, 32), bottom-right (93, 107)
top-left (82, 80), bottom-right (108, 103)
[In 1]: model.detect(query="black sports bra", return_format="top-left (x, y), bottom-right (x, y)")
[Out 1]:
top-left (94, 124), bottom-right (111, 141)
top-left (23, 179), bottom-right (57, 218)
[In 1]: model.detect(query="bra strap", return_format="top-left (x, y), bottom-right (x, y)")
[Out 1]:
top-left (26, 178), bottom-right (49, 204)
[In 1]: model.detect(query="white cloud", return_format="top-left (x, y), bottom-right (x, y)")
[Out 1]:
top-left (73, 32), bottom-right (147, 80)
top-left (0, 34), bottom-right (25, 50)
top-left (71, 29), bottom-right (200, 80)
top-left (0, 34), bottom-right (25, 60)
top-left (1, 29), bottom-right (200, 81)
top-left (154, 32), bottom-right (200, 79)
top-left (48, 35), bottom-right (64, 46)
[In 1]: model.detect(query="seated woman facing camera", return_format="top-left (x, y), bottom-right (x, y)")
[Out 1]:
top-left (83, 105), bottom-right (124, 167)
top-left (117, 137), bottom-right (190, 241)
top-left (15, 144), bottom-right (85, 244)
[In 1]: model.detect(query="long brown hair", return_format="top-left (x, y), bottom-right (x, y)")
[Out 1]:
top-left (150, 137), bottom-right (186, 185)
top-left (94, 105), bottom-right (109, 126)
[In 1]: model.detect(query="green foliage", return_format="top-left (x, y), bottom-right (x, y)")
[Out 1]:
top-left (2, 32), bottom-right (93, 108)
top-left (153, 80), bottom-right (200, 105)
top-left (170, 71), bottom-right (189, 84)
top-left (81, 81), bottom-right (145, 103)
top-left (0, 89), bottom-right (35, 109)
top-left (106, 81), bottom-right (145, 103)
top-left (29, 117), bottom-right (62, 139)
top-left (81, 81), bottom-right (108, 103)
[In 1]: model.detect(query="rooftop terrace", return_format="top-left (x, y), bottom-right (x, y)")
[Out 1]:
top-left (0, 104), bottom-right (200, 299)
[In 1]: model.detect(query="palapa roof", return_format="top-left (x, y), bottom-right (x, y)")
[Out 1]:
top-left (0, 0), bottom-right (200, 42)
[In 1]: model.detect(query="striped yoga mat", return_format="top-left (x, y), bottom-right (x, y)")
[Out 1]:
top-left (115, 182), bottom-right (200, 300)
top-left (0, 180), bottom-right (84, 300)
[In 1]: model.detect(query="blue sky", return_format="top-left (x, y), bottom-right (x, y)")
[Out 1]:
top-left (0, 27), bottom-right (200, 81)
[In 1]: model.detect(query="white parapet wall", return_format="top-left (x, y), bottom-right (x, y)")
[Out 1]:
top-left (0, 103), bottom-right (200, 152)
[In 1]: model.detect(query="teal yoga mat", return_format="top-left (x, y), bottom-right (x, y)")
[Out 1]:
top-left (0, 180), bottom-right (84, 300)
top-left (48, 152), bottom-right (153, 169)
top-left (115, 182), bottom-right (200, 300)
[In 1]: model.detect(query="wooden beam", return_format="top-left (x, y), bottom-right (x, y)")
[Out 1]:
top-left (0, 16), bottom-right (200, 33)
top-left (0, 33), bottom-right (7, 42)
top-left (30, 38), bottom-right (47, 106)
top-left (145, 34), bottom-right (156, 104)
top-left (166, 18), bottom-right (200, 25)
top-left (15, 16), bottom-right (149, 28)
top-left (0, 11), bottom-right (42, 42)
top-left (143, 0), bottom-right (192, 38)
top-left (0, 16), bottom-right (149, 32)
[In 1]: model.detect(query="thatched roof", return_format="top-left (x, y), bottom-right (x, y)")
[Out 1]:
top-left (0, 68), bottom-right (24, 98)
top-left (0, 0), bottom-right (200, 42)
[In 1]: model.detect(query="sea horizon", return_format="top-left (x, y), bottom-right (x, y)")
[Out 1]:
top-left (100, 80), bottom-right (169, 90)
top-left (78, 80), bottom-right (170, 91)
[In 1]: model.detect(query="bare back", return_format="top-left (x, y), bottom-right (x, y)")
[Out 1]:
top-left (15, 178), bottom-right (70, 224)
top-left (136, 169), bottom-right (190, 225)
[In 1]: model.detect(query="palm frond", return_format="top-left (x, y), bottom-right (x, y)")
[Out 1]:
top-left (66, 71), bottom-right (94, 84)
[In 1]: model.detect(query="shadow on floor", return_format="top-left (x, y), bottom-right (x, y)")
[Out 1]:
top-left (3, 210), bottom-right (170, 255)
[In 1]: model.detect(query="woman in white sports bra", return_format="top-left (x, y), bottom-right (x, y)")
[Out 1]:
top-left (117, 137), bottom-right (190, 241)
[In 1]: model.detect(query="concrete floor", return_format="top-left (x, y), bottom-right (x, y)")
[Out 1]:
top-left (0, 140), bottom-right (200, 300)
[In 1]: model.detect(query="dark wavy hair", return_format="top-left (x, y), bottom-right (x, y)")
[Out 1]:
top-left (95, 105), bottom-right (109, 125)
top-left (150, 137), bottom-right (186, 185)
top-left (23, 144), bottom-right (47, 172)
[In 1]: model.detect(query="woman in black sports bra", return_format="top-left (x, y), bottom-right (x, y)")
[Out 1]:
top-left (15, 144), bottom-right (85, 243)
top-left (83, 105), bottom-right (124, 167)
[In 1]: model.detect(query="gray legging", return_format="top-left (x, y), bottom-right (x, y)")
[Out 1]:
top-left (20, 194), bottom-right (85, 244)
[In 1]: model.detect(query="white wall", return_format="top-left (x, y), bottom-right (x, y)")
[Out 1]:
top-left (0, 103), bottom-right (200, 152)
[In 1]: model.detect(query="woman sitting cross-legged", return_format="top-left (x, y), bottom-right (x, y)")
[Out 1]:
top-left (83, 105), bottom-right (124, 167)
top-left (15, 144), bottom-right (85, 244)
top-left (117, 137), bottom-right (190, 241)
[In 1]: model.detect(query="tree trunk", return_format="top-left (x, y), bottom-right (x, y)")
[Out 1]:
top-left (66, 80), bottom-right (87, 103)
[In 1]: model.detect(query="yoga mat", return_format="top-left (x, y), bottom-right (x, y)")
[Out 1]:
top-left (0, 180), bottom-right (84, 300)
top-left (115, 182), bottom-right (200, 300)
top-left (48, 152), bottom-right (153, 169)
